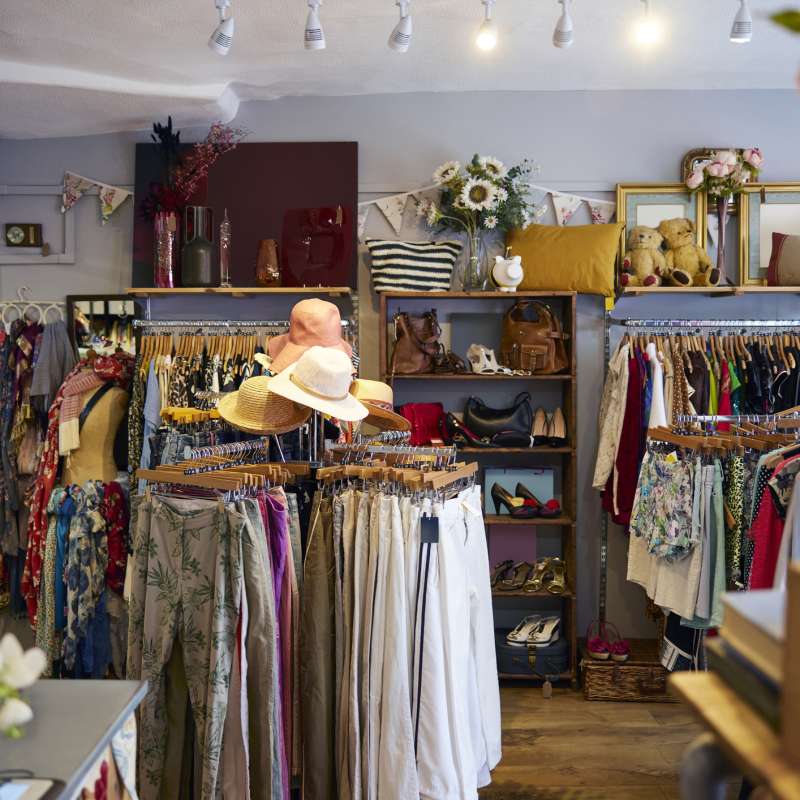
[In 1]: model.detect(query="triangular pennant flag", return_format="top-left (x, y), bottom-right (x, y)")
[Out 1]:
top-left (587, 199), bottom-right (616, 225)
top-left (98, 184), bottom-right (132, 224)
top-left (62, 171), bottom-right (95, 212)
top-left (374, 194), bottom-right (408, 235)
top-left (357, 206), bottom-right (371, 240)
top-left (551, 192), bottom-right (583, 226)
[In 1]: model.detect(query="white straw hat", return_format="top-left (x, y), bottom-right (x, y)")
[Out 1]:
top-left (218, 376), bottom-right (312, 434)
top-left (268, 345), bottom-right (368, 422)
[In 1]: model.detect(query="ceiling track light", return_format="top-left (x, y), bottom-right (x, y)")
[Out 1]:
top-left (633, 0), bottom-right (660, 47)
top-left (209, 0), bottom-right (234, 56)
top-left (388, 1), bottom-right (413, 52)
top-left (730, 0), bottom-right (752, 43)
top-left (552, 0), bottom-right (573, 49)
top-left (476, 0), bottom-right (497, 51)
top-left (305, 0), bottom-right (325, 50)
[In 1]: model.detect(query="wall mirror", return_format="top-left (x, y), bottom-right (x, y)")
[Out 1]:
top-left (740, 184), bottom-right (800, 284)
top-left (616, 184), bottom-right (706, 266)
top-left (66, 295), bottom-right (140, 358)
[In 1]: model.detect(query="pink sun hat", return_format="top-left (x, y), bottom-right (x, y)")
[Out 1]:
top-left (268, 298), bottom-right (353, 374)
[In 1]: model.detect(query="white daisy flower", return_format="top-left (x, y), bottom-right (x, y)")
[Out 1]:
top-left (484, 215), bottom-right (499, 230)
top-left (432, 161), bottom-right (461, 186)
top-left (494, 187), bottom-right (508, 204)
top-left (461, 178), bottom-right (497, 211)
top-left (479, 156), bottom-right (508, 179)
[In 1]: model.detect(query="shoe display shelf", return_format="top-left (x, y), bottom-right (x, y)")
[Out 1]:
top-left (379, 290), bottom-right (578, 686)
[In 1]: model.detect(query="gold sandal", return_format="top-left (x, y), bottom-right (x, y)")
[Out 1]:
top-left (501, 561), bottom-right (533, 591)
top-left (544, 557), bottom-right (568, 595)
top-left (522, 557), bottom-right (552, 593)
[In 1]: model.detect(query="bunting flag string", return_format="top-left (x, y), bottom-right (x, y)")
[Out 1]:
top-left (61, 171), bottom-right (132, 224)
top-left (357, 180), bottom-right (616, 238)
top-left (551, 193), bottom-right (584, 227)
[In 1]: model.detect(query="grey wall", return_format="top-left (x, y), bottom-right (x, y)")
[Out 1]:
top-left (3, 88), bottom-right (800, 635)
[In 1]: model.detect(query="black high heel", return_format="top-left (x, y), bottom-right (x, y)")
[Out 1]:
top-left (491, 483), bottom-right (538, 518)
top-left (516, 483), bottom-right (562, 518)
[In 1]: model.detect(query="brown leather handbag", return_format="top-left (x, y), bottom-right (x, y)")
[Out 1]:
top-left (390, 310), bottom-right (443, 374)
top-left (500, 301), bottom-right (569, 374)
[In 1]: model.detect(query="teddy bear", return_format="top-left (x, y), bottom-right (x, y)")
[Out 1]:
top-left (620, 225), bottom-right (666, 287)
top-left (657, 217), bottom-right (720, 287)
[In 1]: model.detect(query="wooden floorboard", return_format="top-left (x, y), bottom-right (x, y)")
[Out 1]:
top-left (481, 686), bottom-right (739, 799)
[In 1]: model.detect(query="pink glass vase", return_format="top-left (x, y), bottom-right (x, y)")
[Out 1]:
top-left (153, 210), bottom-right (179, 288)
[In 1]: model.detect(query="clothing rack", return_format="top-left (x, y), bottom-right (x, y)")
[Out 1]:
top-left (132, 318), bottom-right (352, 331)
top-left (327, 442), bottom-right (456, 460)
top-left (353, 429), bottom-right (411, 445)
top-left (612, 318), bottom-right (800, 330)
top-left (188, 437), bottom-right (271, 459)
top-left (676, 413), bottom-right (800, 424)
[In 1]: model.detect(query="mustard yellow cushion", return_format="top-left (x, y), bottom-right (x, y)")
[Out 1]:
top-left (506, 222), bottom-right (624, 297)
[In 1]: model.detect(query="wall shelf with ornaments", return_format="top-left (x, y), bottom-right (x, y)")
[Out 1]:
top-left (125, 287), bottom-right (353, 298)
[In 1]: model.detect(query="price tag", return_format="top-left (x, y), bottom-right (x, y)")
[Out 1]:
top-left (421, 515), bottom-right (439, 544)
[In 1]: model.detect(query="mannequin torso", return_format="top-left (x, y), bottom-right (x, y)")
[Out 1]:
top-left (63, 384), bottom-right (129, 486)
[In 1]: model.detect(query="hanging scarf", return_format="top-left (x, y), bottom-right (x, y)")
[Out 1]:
top-left (22, 352), bottom-right (133, 626)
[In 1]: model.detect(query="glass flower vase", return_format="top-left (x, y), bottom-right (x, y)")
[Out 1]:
top-left (153, 210), bottom-right (179, 288)
top-left (463, 234), bottom-right (488, 291)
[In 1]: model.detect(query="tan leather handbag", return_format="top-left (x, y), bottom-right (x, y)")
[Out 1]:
top-left (390, 310), bottom-right (443, 375)
top-left (500, 301), bottom-right (569, 374)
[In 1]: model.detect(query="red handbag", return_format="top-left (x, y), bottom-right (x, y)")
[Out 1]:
top-left (400, 402), bottom-right (446, 446)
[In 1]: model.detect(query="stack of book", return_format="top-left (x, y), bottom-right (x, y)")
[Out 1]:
top-left (710, 589), bottom-right (786, 732)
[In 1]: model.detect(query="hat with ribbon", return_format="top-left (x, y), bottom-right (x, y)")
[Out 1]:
top-left (268, 298), bottom-right (352, 373)
top-left (350, 379), bottom-right (410, 431)
top-left (218, 375), bottom-right (312, 434)
top-left (268, 345), bottom-right (367, 422)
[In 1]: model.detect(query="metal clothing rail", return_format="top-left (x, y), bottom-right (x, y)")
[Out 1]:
top-left (133, 318), bottom-right (352, 330)
top-left (327, 442), bottom-right (456, 459)
top-left (188, 437), bottom-right (271, 459)
top-left (676, 413), bottom-right (800, 424)
top-left (611, 318), bottom-right (800, 329)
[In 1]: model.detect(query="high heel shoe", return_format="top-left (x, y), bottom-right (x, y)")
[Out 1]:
top-left (532, 407), bottom-right (548, 446)
top-left (548, 407), bottom-right (568, 447)
top-left (491, 483), bottom-right (539, 518)
top-left (491, 559), bottom-right (514, 588)
top-left (515, 483), bottom-right (562, 518)
top-left (441, 412), bottom-right (494, 448)
top-left (522, 557), bottom-right (551, 592)
top-left (544, 557), bottom-right (568, 594)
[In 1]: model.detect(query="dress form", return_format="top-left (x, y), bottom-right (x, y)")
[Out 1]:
top-left (62, 384), bottom-right (129, 486)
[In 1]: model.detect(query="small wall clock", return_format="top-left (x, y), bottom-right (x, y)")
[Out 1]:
top-left (4, 223), bottom-right (43, 248)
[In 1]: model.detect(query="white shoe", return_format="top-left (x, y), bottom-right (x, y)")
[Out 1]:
top-left (466, 343), bottom-right (512, 375)
top-left (506, 615), bottom-right (542, 647)
top-left (528, 616), bottom-right (560, 648)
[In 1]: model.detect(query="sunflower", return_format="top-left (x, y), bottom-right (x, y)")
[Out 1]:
top-left (432, 161), bottom-right (461, 186)
top-left (461, 179), bottom-right (496, 211)
top-left (479, 156), bottom-right (507, 180)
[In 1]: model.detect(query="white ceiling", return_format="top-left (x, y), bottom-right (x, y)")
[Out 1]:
top-left (1, 0), bottom-right (798, 139)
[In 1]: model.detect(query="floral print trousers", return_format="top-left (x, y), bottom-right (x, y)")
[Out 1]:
top-left (127, 495), bottom-right (245, 800)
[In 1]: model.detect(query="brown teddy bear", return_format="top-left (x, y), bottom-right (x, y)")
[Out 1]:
top-left (620, 225), bottom-right (666, 287)
top-left (657, 218), bottom-right (720, 287)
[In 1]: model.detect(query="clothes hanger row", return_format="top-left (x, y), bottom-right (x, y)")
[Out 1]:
top-left (648, 422), bottom-right (800, 455)
top-left (316, 460), bottom-right (478, 492)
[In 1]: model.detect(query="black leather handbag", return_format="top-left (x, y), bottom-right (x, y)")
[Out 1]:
top-left (463, 392), bottom-right (533, 440)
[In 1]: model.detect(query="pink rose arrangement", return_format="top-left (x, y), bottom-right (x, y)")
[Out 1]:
top-left (686, 148), bottom-right (762, 197)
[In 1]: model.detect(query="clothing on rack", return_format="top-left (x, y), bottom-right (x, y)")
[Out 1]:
top-left (302, 458), bottom-right (501, 800)
top-left (21, 351), bottom-right (133, 625)
top-left (129, 455), bottom-right (307, 800)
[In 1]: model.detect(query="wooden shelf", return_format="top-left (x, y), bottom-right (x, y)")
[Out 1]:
top-left (459, 446), bottom-right (574, 455)
top-left (492, 588), bottom-right (574, 599)
top-left (385, 373), bottom-right (573, 381)
top-left (380, 290), bottom-right (577, 299)
top-left (484, 515), bottom-right (573, 526)
top-left (126, 286), bottom-right (352, 297)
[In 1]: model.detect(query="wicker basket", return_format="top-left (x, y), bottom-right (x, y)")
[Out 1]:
top-left (581, 638), bottom-right (676, 703)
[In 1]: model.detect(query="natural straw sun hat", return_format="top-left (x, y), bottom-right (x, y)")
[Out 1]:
top-left (217, 375), bottom-right (312, 435)
top-left (350, 379), bottom-right (410, 431)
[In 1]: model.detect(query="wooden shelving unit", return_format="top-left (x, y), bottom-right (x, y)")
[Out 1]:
top-left (126, 286), bottom-right (352, 297)
top-left (379, 289), bottom-right (579, 686)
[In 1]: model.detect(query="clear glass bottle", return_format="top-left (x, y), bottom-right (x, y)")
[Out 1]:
top-left (219, 208), bottom-right (232, 287)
